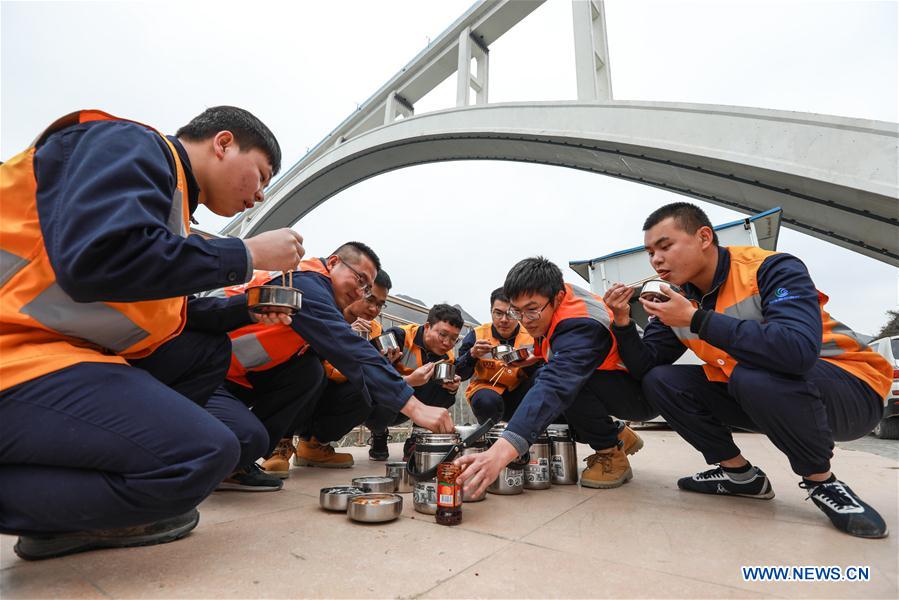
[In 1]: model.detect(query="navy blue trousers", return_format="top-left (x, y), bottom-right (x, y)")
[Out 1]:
top-left (469, 378), bottom-right (535, 424)
top-left (291, 379), bottom-right (373, 444)
top-left (0, 331), bottom-right (266, 535)
top-left (641, 360), bottom-right (883, 476)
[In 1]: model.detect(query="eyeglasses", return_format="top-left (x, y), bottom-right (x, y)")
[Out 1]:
top-left (491, 309), bottom-right (513, 320)
top-left (433, 329), bottom-right (460, 345)
top-left (363, 294), bottom-right (386, 311)
top-left (339, 258), bottom-right (372, 296)
top-left (507, 300), bottom-right (552, 322)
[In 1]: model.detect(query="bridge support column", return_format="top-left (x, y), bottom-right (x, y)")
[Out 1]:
top-left (572, 0), bottom-right (613, 101)
top-left (456, 26), bottom-right (489, 106)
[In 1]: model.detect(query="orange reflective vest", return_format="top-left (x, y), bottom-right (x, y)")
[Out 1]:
top-left (324, 319), bottom-right (383, 384)
top-left (395, 323), bottom-right (455, 376)
top-left (465, 324), bottom-right (535, 400)
top-left (671, 246), bottom-right (892, 397)
top-left (225, 259), bottom-right (329, 388)
top-left (0, 110), bottom-right (189, 391)
top-left (535, 284), bottom-right (626, 372)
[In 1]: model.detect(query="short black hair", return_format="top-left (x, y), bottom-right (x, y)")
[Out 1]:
top-left (333, 241), bottom-right (381, 272)
top-left (503, 257), bottom-right (564, 302)
top-left (176, 106), bottom-right (282, 176)
top-left (374, 269), bottom-right (392, 291)
top-left (427, 303), bottom-right (464, 329)
top-left (490, 287), bottom-right (509, 307)
top-left (643, 202), bottom-right (718, 245)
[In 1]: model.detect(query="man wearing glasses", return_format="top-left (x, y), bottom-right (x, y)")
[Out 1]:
top-left (224, 243), bottom-right (454, 488)
top-left (456, 257), bottom-right (656, 496)
top-left (456, 287), bottom-right (539, 424)
top-left (368, 304), bottom-right (465, 461)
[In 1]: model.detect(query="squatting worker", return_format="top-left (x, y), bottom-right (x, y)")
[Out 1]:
top-left (604, 202), bottom-right (891, 539)
top-left (455, 287), bottom-right (538, 424)
top-left (259, 269), bottom-right (398, 475)
top-left (368, 304), bottom-right (464, 461)
top-left (224, 244), bottom-right (455, 484)
top-left (0, 107), bottom-right (305, 560)
top-left (455, 258), bottom-right (657, 495)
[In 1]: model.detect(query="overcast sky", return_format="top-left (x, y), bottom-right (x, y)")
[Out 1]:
top-left (3, 0), bottom-right (897, 333)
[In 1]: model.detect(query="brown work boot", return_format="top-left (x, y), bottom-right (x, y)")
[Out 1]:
top-left (294, 437), bottom-right (354, 468)
top-left (580, 445), bottom-right (633, 489)
top-left (618, 424), bottom-right (644, 456)
top-left (260, 438), bottom-right (295, 479)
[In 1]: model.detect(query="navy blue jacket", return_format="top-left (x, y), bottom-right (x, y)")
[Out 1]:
top-left (386, 326), bottom-right (456, 409)
top-left (613, 246), bottom-right (824, 379)
top-left (33, 119), bottom-right (252, 312)
top-left (502, 316), bottom-right (614, 456)
top-left (266, 266), bottom-right (414, 413)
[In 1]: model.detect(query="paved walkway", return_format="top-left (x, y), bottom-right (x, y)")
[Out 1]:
top-left (2, 430), bottom-right (897, 599)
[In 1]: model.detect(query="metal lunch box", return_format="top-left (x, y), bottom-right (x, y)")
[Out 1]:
top-left (246, 285), bottom-right (303, 315)
top-left (497, 347), bottom-right (530, 365)
top-left (346, 493), bottom-right (403, 523)
top-left (351, 476), bottom-right (396, 493)
top-left (373, 332), bottom-right (399, 352)
top-left (319, 486), bottom-right (366, 511)
top-left (548, 424), bottom-right (578, 485)
top-left (456, 424), bottom-right (488, 502)
top-left (385, 461), bottom-right (413, 493)
top-left (524, 430), bottom-right (551, 490)
top-left (433, 362), bottom-right (456, 384)
top-left (490, 344), bottom-right (514, 359)
top-left (411, 431), bottom-right (461, 514)
top-left (485, 422), bottom-right (526, 495)
top-left (639, 280), bottom-right (683, 303)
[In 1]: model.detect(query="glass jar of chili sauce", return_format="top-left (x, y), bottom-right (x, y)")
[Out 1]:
top-left (435, 462), bottom-right (462, 526)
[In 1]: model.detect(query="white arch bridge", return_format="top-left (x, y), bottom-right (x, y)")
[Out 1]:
top-left (223, 0), bottom-right (899, 267)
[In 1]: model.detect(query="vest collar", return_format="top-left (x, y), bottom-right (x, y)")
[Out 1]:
top-left (167, 136), bottom-right (200, 217)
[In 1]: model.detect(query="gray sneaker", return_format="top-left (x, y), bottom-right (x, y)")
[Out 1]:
top-left (216, 463), bottom-right (283, 492)
top-left (14, 509), bottom-right (199, 561)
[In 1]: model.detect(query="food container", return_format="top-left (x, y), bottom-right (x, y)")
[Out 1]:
top-left (246, 285), bottom-right (303, 315)
top-left (485, 422), bottom-right (527, 495)
top-left (524, 430), bottom-right (551, 490)
top-left (319, 486), bottom-right (366, 511)
top-left (433, 362), bottom-right (456, 384)
top-left (386, 461), bottom-right (413, 493)
top-left (455, 425), bottom-right (488, 502)
top-left (351, 476), bottom-right (396, 493)
top-left (346, 493), bottom-right (403, 523)
top-left (639, 280), bottom-right (683, 303)
top-left (373, 332), bottom-right (399, 352)
top-left (496, 347), bottom-right (529, 365)
top-left (490, 344), bottom-right (514, 359)
top-left (411, 432), bottom-right (461, 514)
top-left (548, 424), bottom-right (578, 485)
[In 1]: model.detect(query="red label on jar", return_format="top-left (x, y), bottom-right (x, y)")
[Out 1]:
top-left (437, 481), bottom-right (460, 508)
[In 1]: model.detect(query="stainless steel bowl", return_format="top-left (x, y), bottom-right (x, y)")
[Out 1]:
top-left (497, 347), bottom-right (529, 365)
top-left (373, 332), bottom-right (399, 352)
top-left (639, 280), bottom-right (682, 303)
top-left (319, 486), bottom-right (366, 511)
top-left (385, 461), bottom-right (412, 493)
top-left (246, 285), bottom-right (302, 315)
top-left (347, 493), bottom-right (403, 523)
top-left (432, 362), bottom-right (456, 383)
top-left (351, 476), bottom-right (396, 493)
top-left (490, 344), bottom-right (514, 359)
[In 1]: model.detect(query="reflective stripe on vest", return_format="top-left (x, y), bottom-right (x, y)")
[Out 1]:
top-left (670, 246), bottom-right (892, 397)
top-left (225, 259), bottom-right (331, 387)
top-left (0, 110), bottom-right (190, 390)
top-left (541, 284), bottom-right (626, 372)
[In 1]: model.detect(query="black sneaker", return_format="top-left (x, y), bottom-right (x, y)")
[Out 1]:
top-left (368, 431), bottom-right (390, 461)
top-left (216, 463), bottom-right (283, 492)
top-left (402, 436), bottom-right (416, 462)
top-left (14, 509), bottom-right (200, 561)
top-left (799, 479), bottom-right (888, 539)
top-left (677, 466), bottom-right (775, 499)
